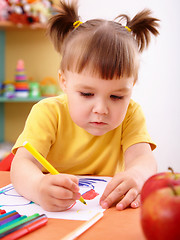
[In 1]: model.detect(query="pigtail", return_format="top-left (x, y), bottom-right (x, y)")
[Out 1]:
top-left (48, 0), bottom-right (80, 52)
top-left (116, 9), bottom-right (160, 52)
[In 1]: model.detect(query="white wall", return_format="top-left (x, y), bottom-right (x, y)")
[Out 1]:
top-left (79, 0), bottom-right (180, 172)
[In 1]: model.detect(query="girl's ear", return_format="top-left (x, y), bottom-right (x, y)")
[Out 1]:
top-left (58, 70), bottom-right (67, 92)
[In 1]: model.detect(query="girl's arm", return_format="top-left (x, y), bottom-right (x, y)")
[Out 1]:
top-left (10, 147), bottom-right (81, 211)
top-left (100, 142), bottom-right (157, 210)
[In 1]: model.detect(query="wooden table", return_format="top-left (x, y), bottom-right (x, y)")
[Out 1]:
top-left (0, 171), bottom-right (146, 240)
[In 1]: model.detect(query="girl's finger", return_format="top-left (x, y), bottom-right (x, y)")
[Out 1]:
top-left (43, 198), bottom-right (76, 212)
top-left (54, 198), bottom-right (77, 210)
top-left (49, 185), bottom-right (81, 200)
top-left (100, 181), bottom-right (128, 209)
top-left (116, 188), bottom-right (139, 210)
top-left (130, 194), bottom-right (141, 208)
top-left (100, 176), bottom-right (123, 202)
top-left (52, 174), bottom-right (80, 193)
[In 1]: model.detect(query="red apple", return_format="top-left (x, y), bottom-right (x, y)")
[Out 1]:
top-left (141, 167), bottom-right (180, 203)
top-left (141, 185), bottom-right (180, 240)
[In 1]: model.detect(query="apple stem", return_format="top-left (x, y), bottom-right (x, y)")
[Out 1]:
top-left (168, 166), bottom-right (174, 174)
top-left (169, 184), bottom-right (178, 196)
top-left (168, 166), bottom-right (178, 179)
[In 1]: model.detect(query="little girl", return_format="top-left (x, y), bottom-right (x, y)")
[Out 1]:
top-left (10, 0), bottom-right (159, 212)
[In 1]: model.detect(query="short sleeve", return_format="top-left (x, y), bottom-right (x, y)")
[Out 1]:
top-left (121, 100), bottom-right (156, 153)
top-left (12, 99), bottom-right (59, 157)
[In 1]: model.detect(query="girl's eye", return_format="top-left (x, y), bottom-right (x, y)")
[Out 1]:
top-left (110, 95), bottom-right (124, 100)
top-left (80, 92), bottom-right (94, 97)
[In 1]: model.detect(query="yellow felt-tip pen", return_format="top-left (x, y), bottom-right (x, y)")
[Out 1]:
top-left (23, 141), bottom-right (86, 205)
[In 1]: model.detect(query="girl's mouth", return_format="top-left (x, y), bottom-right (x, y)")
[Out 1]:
top-left (90, 122), bottom-right (107, 126)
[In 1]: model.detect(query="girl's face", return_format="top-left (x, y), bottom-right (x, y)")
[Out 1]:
top-left (60, 70), bottom-right (134, 136)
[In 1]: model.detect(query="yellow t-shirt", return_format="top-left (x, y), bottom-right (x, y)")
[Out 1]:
top-left (12, 94), bottom-right (156, 176)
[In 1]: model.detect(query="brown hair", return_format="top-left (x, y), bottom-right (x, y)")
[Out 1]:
top-left (48, 0), bottom-right (159, 81)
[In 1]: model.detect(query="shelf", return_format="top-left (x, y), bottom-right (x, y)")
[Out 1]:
top-left (0, 19), bottom-right (53, 142)
top-left (0, 21), bottom-right (46, 30)
top-left (0, 96), bottom-right (44, 102)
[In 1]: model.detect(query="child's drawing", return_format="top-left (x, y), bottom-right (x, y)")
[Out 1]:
top-left (0, 176), bottom-right (111, 220)
top-left (0, 185), bottom-right (33, 207)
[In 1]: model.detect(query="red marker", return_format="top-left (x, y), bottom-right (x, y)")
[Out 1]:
top-left (1, 217), bottom-right (48, 240)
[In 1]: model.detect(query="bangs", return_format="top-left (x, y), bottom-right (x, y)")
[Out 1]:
top-left (61, 21), bottom-right (139, 80)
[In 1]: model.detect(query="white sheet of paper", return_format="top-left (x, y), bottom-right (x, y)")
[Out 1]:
top-left (0, 176), bottom-right (111, 220)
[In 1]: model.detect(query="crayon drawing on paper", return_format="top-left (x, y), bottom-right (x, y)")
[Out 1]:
top-left (0, 176), bottom-right (111, 220)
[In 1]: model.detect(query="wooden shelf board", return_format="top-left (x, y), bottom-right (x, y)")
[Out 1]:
top-left (0, 96), bottom-right (44, 102)
top-left (0, 21), bottom-right (46, 30)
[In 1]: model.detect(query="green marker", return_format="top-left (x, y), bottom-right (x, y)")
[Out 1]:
top-left (0, 213), bottom-right (39, 234)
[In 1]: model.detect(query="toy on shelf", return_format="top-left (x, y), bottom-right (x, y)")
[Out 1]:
top-left (0, 83), bottom-right (3, 96)
top-left (14, 59), bottom-right (29, 98)
top-left (40, 77), bottom-right (59, 97)
top-left (29, 81), bottom-right (40, 98)
top-left (0, 0), bottom-right (9, 21)
top-left (4, 0), bottom-right (55, 25)
top-left (3, 81), bottom-right (15, 98)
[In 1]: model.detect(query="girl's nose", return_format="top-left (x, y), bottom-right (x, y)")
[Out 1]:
top-left (92, 100), bottom-right (108, 115)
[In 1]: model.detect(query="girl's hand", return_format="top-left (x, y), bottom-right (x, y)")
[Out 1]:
top-left (37, 173), bottom-right (81, 211)
top-left (100, 143), bottom-right (157, 210)
top-left (99, 169), bottom-right (143, 210)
